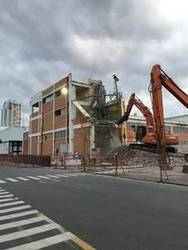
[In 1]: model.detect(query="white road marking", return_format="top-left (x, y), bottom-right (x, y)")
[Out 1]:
top-left (0, 205), bottom-right (31, 214)
top-left (27, 176), bottom-right (41, 180)
top-left (17, 177), bottom-right (29, 181)
top-left (0, 200), bottom-right (24, 208)
top-left (37, 175), bottom-right (51, 180)
top-left (0, 215), bottom-right (46, 231)
top-left (0, 191), bottom-right (10, 195)
top-left (6, 178), bottom-right (19, 183)
top-left (0, 194), bottom-right (14, 198)
top-left (0, 223), bottom-right (59, 243)
top-left (0, 180), bottom-right (6, 184)
top-left (54, 174), bottom-right (69, 178)
top-left (0, 209), bottom-right (38, 221)
top-left (68, 173), bottom-right (85, 177)
top-left (6, 232), bottom-right (75, 250)
top-left (0, 198), bottom-right (18, 203)
top-left (46, 175), bottom-right (60, 179)
top-left (0, 188), bottom-right (94, 249)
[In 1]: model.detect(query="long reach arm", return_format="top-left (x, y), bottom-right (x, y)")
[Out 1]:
top-left (149, 64), bottom-right (188, 147)
top-left (149, 64), bottom-right (188, 172)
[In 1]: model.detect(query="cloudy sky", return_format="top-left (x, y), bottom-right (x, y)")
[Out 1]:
top-left (0, 0), bottom-right (188, 124)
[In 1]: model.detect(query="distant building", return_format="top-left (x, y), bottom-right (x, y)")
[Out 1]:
top-left (0, 127), bottom-right (26, 155)
top-left (1, 100), bottom-right (22, 127)
top-left (166, 114), bottom-right (188, 123)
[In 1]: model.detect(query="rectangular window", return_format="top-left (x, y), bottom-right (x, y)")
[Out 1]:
top-left (55, 108), bottom-right (66, 117)
top-left (55, 109), bottom-right (61, 117)
top-left (55, 90), bottom-right (61, 97)
top-left (55, 130), bottom-right (66, 139)
top-left (43, 94), bottom-right (53, 103)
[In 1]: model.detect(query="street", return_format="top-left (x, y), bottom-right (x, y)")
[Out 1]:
top-left (0, 166), bottom-right (187, 249)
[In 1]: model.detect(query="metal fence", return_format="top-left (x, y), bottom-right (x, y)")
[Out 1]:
top-left (83, 153), bottom-right (188, 184)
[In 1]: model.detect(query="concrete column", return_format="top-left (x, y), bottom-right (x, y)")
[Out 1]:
top-left (40, 101), bottom-right (43, 155)
top-left (52, 84), bottom-right (55, 157)
top-left (68, 73), bottom-right (76, 154)
top-left (29, 117), bottom-right (32, 155)
top-left (90, 122), bottom-right (95, 156)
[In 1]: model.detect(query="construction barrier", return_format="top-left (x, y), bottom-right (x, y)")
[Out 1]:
top-left (51, 153), bottom-right (86, 170)
top-left (83, 152), bottom-right (187, 183)
top-left (0, 154), bottom-right (51, 167)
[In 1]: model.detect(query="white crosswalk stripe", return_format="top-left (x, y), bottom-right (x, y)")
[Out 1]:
top-left (0, 173), bottom-right (87, 185)
top-left (7, 232), bottom-right (75, 250)
top-left (17, 177), bottom-right (29, 181)
top-left (54, 174), bottom-right (69, 178)
top-left (27, 176), bottom-right (41, 180)
top-left (5, 178), bottom-right (19, 183)
top-left (0, 210), bottom-right (38, 222)
top-left (0, 215), bottom-right (46, 231)
top-left (0, 188), bottom-right (93, 249)
top-left (0, 205), bottom-right (31, 214)
top-left (0, 180), bottom-right (6, 184)
top-left (0, 194), bottom-right (14, 198)
top-left (0, 223), bottom-right (59, 243)
top-left (0, 200), bottom-right (24, 208)
top-left (0, 198), bottom-right (18, 203)
top-left (37, 175), bottom-right (51, 180)
top-left (46, 174), bottom-right (60, 179)
top-left (0, 192), bottom-right (10, 195)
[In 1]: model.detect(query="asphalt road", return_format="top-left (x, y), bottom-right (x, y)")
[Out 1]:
top-left (0, 166), bottom-right (188, 250)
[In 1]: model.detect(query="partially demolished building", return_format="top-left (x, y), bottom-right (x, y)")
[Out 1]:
top-left (24, 74), bottom-right (123, 156)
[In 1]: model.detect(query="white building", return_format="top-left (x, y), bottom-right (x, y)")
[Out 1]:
top-left (0, 127), bottom-right (26, 155)
top-left (1, 100), bottom-right (22, 127)
top-left (166, 114), bottom-right (188, 123)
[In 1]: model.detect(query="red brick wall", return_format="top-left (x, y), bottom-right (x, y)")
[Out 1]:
top-left (43, 113), bottom-right (53, 132)
top-left (74, 128), bottom-right (89, 155)
top-left (42, 133), bottom-right (53, 156)
top-left (31, 136), bottom-right (38, 155)
top-left (55, 96), bottom-right (66, 110)
top-left (31, 119), bottom-right (39, 134)
top-left (55, 116), bottom-right (66, 129)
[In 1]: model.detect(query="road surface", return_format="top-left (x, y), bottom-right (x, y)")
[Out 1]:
top-left (0, 166), bottom-right (187, 249)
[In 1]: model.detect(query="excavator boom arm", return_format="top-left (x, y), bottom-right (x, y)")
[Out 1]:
top-left (160, 67), bottom-right (188, 108)
top-left (117, 93), bottom-right (154, 128)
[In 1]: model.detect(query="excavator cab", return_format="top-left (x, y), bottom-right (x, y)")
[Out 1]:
top-left (136, 126), bottom-right (146, 142)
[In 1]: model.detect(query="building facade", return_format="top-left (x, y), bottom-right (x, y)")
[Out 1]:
top-left (25, 74), bottom-right (123, 156)
top-left (1, 100), bottom-right (22, 127)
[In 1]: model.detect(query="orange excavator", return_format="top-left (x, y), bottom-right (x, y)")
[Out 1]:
top-left (149, 64), bottom-right (188, 169)
top-left (117, 93), bottom-right (178, 151)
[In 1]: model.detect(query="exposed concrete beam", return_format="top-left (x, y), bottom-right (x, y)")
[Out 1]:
top-left (72, 80), bottom-right (90, 88)
top-left (73, 101), bottom-right (91, 119)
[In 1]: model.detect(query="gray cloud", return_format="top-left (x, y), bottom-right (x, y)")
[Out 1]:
top-left (0, 0), bottom-right (187, 124)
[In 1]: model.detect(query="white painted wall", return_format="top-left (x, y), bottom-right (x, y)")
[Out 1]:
top-left (0, 142), bottom-right (9, 154)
